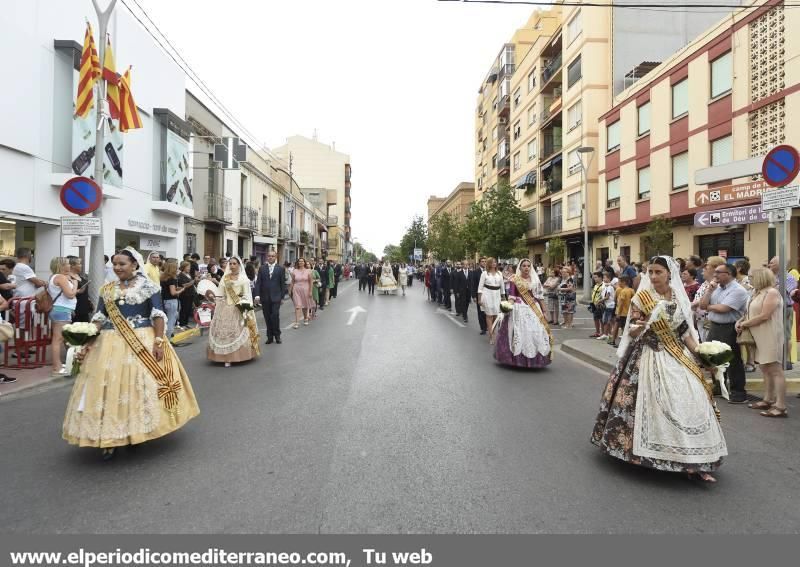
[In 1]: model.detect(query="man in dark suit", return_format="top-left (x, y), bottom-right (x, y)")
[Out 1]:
top-left (452, 260), bottom-right (471, 323)
top-left (331, 262), bottom-right (342, 299)
top-left (470, 257), bottom-right (488, 335)
top-left (367, 262), bottom-right (378, 295)
top-left (255, 249), bottom-right (287, 344)
top-left (441, 260), bottom-right (453, 310)
top-left (357, 263), bottom-right (367, 291)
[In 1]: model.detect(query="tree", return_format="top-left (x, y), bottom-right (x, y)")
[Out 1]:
top-left (383, 244), bottom-right (404, 263)
top-left (510, 237), bottom-right (530, 261)
top-left (462, 199), bottom-right (488, 257)
top-left (428, 212), bottom-right (467, 261)
top-left (466, 184), bottom-right (528, 259)
top-left (641, 217), bottom-right (674, 260)
top-left (546, 236), bottom-right (566, 266)
top-left (399, 215), bottom-right (428, 261)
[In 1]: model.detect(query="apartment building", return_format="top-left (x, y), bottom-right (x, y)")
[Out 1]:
top-left (596, 0), bottom-right (797, 265)
top-left (427, 182), bottom-right (476, 226)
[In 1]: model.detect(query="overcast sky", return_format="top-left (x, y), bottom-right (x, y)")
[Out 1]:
top-left (134, 0), bottom-right (536, 256)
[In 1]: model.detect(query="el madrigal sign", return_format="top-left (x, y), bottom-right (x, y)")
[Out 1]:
top-left (694, 180), bottom-right (770, 207)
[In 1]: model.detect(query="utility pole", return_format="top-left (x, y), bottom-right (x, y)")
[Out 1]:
top-left (88, 0), bottom-right (118, 304)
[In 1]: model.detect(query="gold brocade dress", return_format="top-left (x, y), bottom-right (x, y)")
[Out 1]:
top-left (63, 276), bottom-right (200, 448)
top-left (207, 275), bottom-right (261, 363)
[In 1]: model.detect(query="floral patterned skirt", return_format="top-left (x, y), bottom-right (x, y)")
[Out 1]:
top-left (63, 328), bottom-right (200, 448)
top-left (207, 299), bottom-right (260, 363)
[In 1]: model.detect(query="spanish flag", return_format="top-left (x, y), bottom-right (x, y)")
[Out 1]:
top-left (103, 37), bottom-right (121, 121)
top-left (118, 66), bottom-right (143, 132)
top-left (75, 22), bottom-right (101, 118)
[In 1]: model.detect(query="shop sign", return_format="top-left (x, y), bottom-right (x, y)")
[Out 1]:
top-left (127, 219), bottom-right (179, 236)
top-left (140, 236), bottom-right (165, 251)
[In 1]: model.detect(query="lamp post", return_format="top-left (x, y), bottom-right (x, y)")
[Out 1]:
top-left (577, 146), bottom-right (595, 302)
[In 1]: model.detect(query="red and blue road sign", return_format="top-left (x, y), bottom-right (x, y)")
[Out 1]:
top-left (59, 176), bottom-right (102, 216)
top-left (762, 145), bottom-right (800, 188)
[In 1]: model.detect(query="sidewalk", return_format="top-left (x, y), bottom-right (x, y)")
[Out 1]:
top-left (0, 364), bottom-right (71, 399)
top-left (561, 338), bottom-right (800, 393)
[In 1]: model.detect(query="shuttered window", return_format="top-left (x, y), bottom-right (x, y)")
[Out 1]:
top-left (711, 135), bottom-right (733, 166)
top-left (567, 55), bottom-right (582, 88)
top-left (638, 167), bottom-right (651, 199)
top-left (711, 52), bottom-right (732, 98)
top-left (672, 152), bottom-right (689, 189)
top-left (607, 121), bottom-right (621, 152)
top-left (607, 178), bottom-right (621, 208)
top-left (672, 79), bottom-right (689, 118)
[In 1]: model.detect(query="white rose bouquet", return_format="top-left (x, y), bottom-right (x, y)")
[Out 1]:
top-left (695, 340), bottom-right (733, 400)
top-left (500, 300), bottom-right (515, 314)
top-left (62, 322), bottom-right (99, 376)
top-left (236, 300), bottom-right (254, 314)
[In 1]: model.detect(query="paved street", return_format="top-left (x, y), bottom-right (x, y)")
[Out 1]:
top-left (2, 279), bottom-right (799, 534)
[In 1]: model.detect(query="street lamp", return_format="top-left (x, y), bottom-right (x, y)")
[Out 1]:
top-left (577, 146), bottom-right (595, 302)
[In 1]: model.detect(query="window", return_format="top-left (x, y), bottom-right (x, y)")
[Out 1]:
top-left (672, 79), bottom-right (689, 118)
top-left (638, 166), bottom-right (651, 199)
top-left (513, 87), bottom-right (521, 108)
top-left (492, 97), bottom-right (498, 111)
top-left (513, 120), bottom-right (521, 141)
top-left (568, 149), bottom-right (582, 176)
top-left (711, 135), bottom-right (733, 166)
top-left (492, 154), bottom-right (497, 169)
top-left (528, 138), bottom-right (537, 162)
top-left (710, 51), bottom-right (732, 98)
top-left (527, 208), bottom-right (537, 230)
top-left (567, 191), bottom-right (581, 219)
top-left (637, 102), bottom-right (650, 136)
top-left (528, 69), bottom-right (536, 92)
top-left (527, 104), bottom-right (536, 126)
top-left (567, 10), bottom-right (582, 44)
top-left (551, 201), bottom-right (563, 232)
top-left (185, 233), bottom-right (197, 254)
top-left (567, 100), bottom-right (582, 130)
top-left (492, 126), bottom-right (497, 141)
top-left (483, 165), bottom-right (487, 177)
top-left (500, 78), bottom-right (511, 97)
top-left (607, 177), bottom-right (621, 208)
top-left (672, 151), bottom-right (689, 189)
top-left (607, 121), bottom-right (621, 152)
top-left (513, 152), bottom-right (521, 172)
top-left (567, 55), bottom-right (582, 88)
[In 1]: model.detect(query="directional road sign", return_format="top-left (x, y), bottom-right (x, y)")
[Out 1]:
top-left (762, 145), bottom-right (800, 188)
top-left (59, 176), bottom-right (103, 216)
top-left (694, 180), bottom-right (769, 207)
top-left (761, 185), bottom-right (800, 212)
top-left (213, 137), bottom-right (247, 170)
top-left (693, 204), bottom-right (768, 228)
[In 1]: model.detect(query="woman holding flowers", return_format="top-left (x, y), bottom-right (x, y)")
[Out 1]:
top-left (591, 256), bottom-right (727, 483)
top-left (207, 256), bottom-right (261, 367)
top-left (493, 259), bottom-right (552, 369)
top-left (62, 247), bottom-right (200, 460)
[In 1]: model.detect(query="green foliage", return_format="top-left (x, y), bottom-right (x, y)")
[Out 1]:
top-left (428, 212), bottom-right (467, 261)
top-left (546, 236), bottom-right (566, 265)
top-left (510, 237), bottom-right (530, 261)
top-left (641, 217), bottom-right (674, 260)
top-left (399, 215), bottom-right (428, 261)
top-left (463, 184), bottom-right (528, 259)
top-left (382, 244), bottom-right (404, 263)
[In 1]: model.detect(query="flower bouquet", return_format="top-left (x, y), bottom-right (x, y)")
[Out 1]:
top-left (696, 340), bottom-right (733, 400)
top-left (62, 322), bottom-right (99, 376)
top-left (500, 300), bottom-right (515, 314)
top-left (236, 300), bottom-right (254, 314)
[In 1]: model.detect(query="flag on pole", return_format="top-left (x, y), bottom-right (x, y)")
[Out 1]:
top-left (75, 22), bottom-right (101, 118)
top-left (102, 37), bottom-right (121, 120)
top-left (118, 67), bottom-right (143, 132)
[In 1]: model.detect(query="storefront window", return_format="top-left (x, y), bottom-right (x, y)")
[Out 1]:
top-left (0, 220), bottom-right (18, 257)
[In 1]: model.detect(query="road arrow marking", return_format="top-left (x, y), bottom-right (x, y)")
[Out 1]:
top-left (346, 306), bottom-right (367, 326)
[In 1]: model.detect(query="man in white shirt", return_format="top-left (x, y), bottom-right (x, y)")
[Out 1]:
top-left (12, 248), bottom-right (45, 298)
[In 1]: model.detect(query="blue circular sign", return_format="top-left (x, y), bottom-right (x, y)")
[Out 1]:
top-left (762, 145), bottom-right (800, 188)
top-left (60, 176), bottom-right (102, 216)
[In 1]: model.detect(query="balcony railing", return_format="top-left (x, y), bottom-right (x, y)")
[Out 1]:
top-left (544, 217), bottom-right (563, 235)
top-left (205, 193), bottom-right (232, 224)
top-left (497, 156), bottom-right (510, 175)
top-left (278, 223), bottom-right (289, 240)
top-left (261, 216), bottom-right (278, 236)
top-left (497, 95), bottom-right (510, 115)
top-left (326, 215), bottom-right (339, 226)
top-left (542, 140), bottom-right (562, 159)
top-left (498, 63), bottom-right (515, 78)
top-left (541, 53), bottom-right (563, 85)
top-left (239, 206), bottom-right (259, 232)
top-left (541, 176), bottom-right (562, 195)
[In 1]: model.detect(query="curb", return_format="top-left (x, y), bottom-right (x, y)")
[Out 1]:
top-left (0, 373), bottom-right (73, 402)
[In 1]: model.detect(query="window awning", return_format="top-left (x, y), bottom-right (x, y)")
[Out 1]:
top-left (515, 170), bottom-right (537, 188)
top-left (318, 222), bottom-right (328, 233)
top-left (541, 154), bottom-right (563, 171)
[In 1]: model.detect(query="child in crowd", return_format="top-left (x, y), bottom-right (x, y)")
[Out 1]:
top-left (597, 272), bottom-right (616, 341)
top-left (589, 271), bottom-right (604, 338)
top-left (610, 275), bottom-right (634, 346)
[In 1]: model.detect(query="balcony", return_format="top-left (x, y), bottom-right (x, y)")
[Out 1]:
top-left (541, 53), bottom-right (563, 87)
top-left (497, 156), bottom-right (510, 176)
top-left (278, 223), bottom-right (289, 240)
top-left (205, 193), bottom-right (232, 224)
top-left (326, 215), bottom-right (339, 226)
top-left (239, 206), bottom-right (259, 232)
top-left (542, 139), bottom-right (562, 161)
top-left (498, 63), bottom-right (515, 78)
top-left (497, 95), bottom-right (510, 117)
top-left (261, 216), bottom-right (278, 236)
top-left (543, 216), bottom-right (563, 235)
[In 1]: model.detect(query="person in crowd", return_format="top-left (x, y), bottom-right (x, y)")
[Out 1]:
top-left (478, 257), bottom-right (503, 345)
top-left (768, 255), bottom-right (797, 370)
top-left (687, 255), bottom-right (705, 285)
top-left (691, 256), bottom-right (726, 342)
top-left (377, 259), bottom-right (398, 295)
top-left (144, 252), bottom-right (162, 284)
top-left (208, 256), bottom-right (260, 367)
top-left (357, 263), bottom-right (367, 292)
top-left (733, 258), bottom-right (756, 372)
top-left (682, 267), bottom-right (700, 301)
top-left (67, 256), bottom-right (91, 323)
top-left (543, 269), bottom-right (561, 326)
top-left (441, 261), bottom-right (453, 309)
top-left (470, 257), bottom-right (488, 335)
top-left (452, 260), bottom-right (470, 323)
top-left (290, 258), bottom-right (314, 328)
top-left (676, 257), bottom-right (686, 272)
top-left (366, 262), bottom-right (378, 296)
top-left (737, 267), bottom-right (788, 417)
top-left (0, 291), bottom-right (16, 383)
top-left (189, 253), bottom-right (201, 279)
top-left (589, 271), bottom-right (604, 338)
top-left (331, 262), bottom-right (342, 299)
top-left (220, 257), bottom-right (230, 277)
top-left (325, 260), bottom-right (336, 302)
top-left (160, 259), bottom-right (189, 338)
top-left (256, 249), bottom-right (287, 345)
top-left (699, 262), bottom-right (749, 403)
top-left (48, 257), bottom-right (78, 377)
top-left (493, 259), bottom-right (552, 369)
top-left (63, 247), bottom-right (200, 460)
top-left (597, 271), bottom-right (615, 341)
top-left (617, 255), bottom-right (636, 280)
top-left (176, 261), bottom-right (196, 329)
top-left (398, 262), bottom-right (409, 297)
top-left (424, 264), bottom-right (432, 301)
top-left (558, 267), bottom-right (577, 329)
top-left (0, 258), bottom-right (16, 301)
top-left (406, 263), bottom-right (415, 287)
top-left (13, 248), bottom-right (45, 298)
top-left (536, 262), bottom-right (545, 283)
top-left (198, 255), bottom-right (210, 276)
top-left (592, 256), bottom-right (726, 483)
top-left (610, 275), bottom-right (634, 347)
top-left (310, 261), bottom-right (322, 320)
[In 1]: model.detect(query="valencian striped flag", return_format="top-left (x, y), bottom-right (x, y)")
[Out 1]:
top-left (75, 22), bottom-right (101, 118)
top-left (118, 67), bottom-right (143, 132)
top-left (102, 37), bottom-right (121, 120)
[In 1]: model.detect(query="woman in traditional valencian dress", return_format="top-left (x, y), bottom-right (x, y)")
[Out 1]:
top-left (493, 259), bottom-right (553, 369)
top-left (591, 256), bottom-right (727, 483)
top-left (62, 248), bottom-right (200, 461)
top-left (207, 256), bottom-right (261, 367)
top-left (377, 261), bottom-right (398, 295)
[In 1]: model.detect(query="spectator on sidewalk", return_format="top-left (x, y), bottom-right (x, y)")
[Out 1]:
top-left (144, 252), bottom-right (162, 284)
top-left (610, 275), bottom-right (634, 347)
top-left (589, 272), bottom-right (604, 338)
top-left (682, 267), bottom-right (700, 301)
top-left (13, 248), bottom-right (46, 298)
top-left (692, 256), bottom-right (726, 342)
top-left (67, 256), bottom-right (91, 323)
top-left (769, 255), bottom-right (797, 370)
top-left (48, 257), bottom-right (78, 377)
top-left (597, 272), bottom-right (615, 341)
top-left (0, 258), bottom-right (17, 301)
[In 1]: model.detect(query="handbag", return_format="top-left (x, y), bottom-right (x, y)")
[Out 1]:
top-left (0, 320), bottom-right (13, 342)
top-left (737, 327), bottom-right (756, 346)
top-left (35, 286), bottom-right (62, 314)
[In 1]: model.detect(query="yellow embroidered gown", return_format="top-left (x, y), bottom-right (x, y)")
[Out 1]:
top-left (63, 275), bottom-right (200, 448)
top-left (207, 275), bottom-right (261, 363)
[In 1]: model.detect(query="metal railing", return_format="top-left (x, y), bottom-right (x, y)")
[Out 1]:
top-left (206, 193), bottom-right (232, 223)
top-left (261, 216), bottom-right (278, 236)
top-left (498, 63), bottom-right (515, 77)
top-left (541, 53), bottom-right (563, 85)
top-left (239, 206), bottom-right (259, 231)
top-left (497, 95), bottom-right (510, 114)
top-left (543, 217), bottom-right (562, 235)
top-left (497, 156), bottom-right (510, 172)
top-left (542, 140), bottom-right (562, 159)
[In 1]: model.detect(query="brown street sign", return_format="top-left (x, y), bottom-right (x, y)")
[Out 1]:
top-left (694, 180), bottom-right (769, 207)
